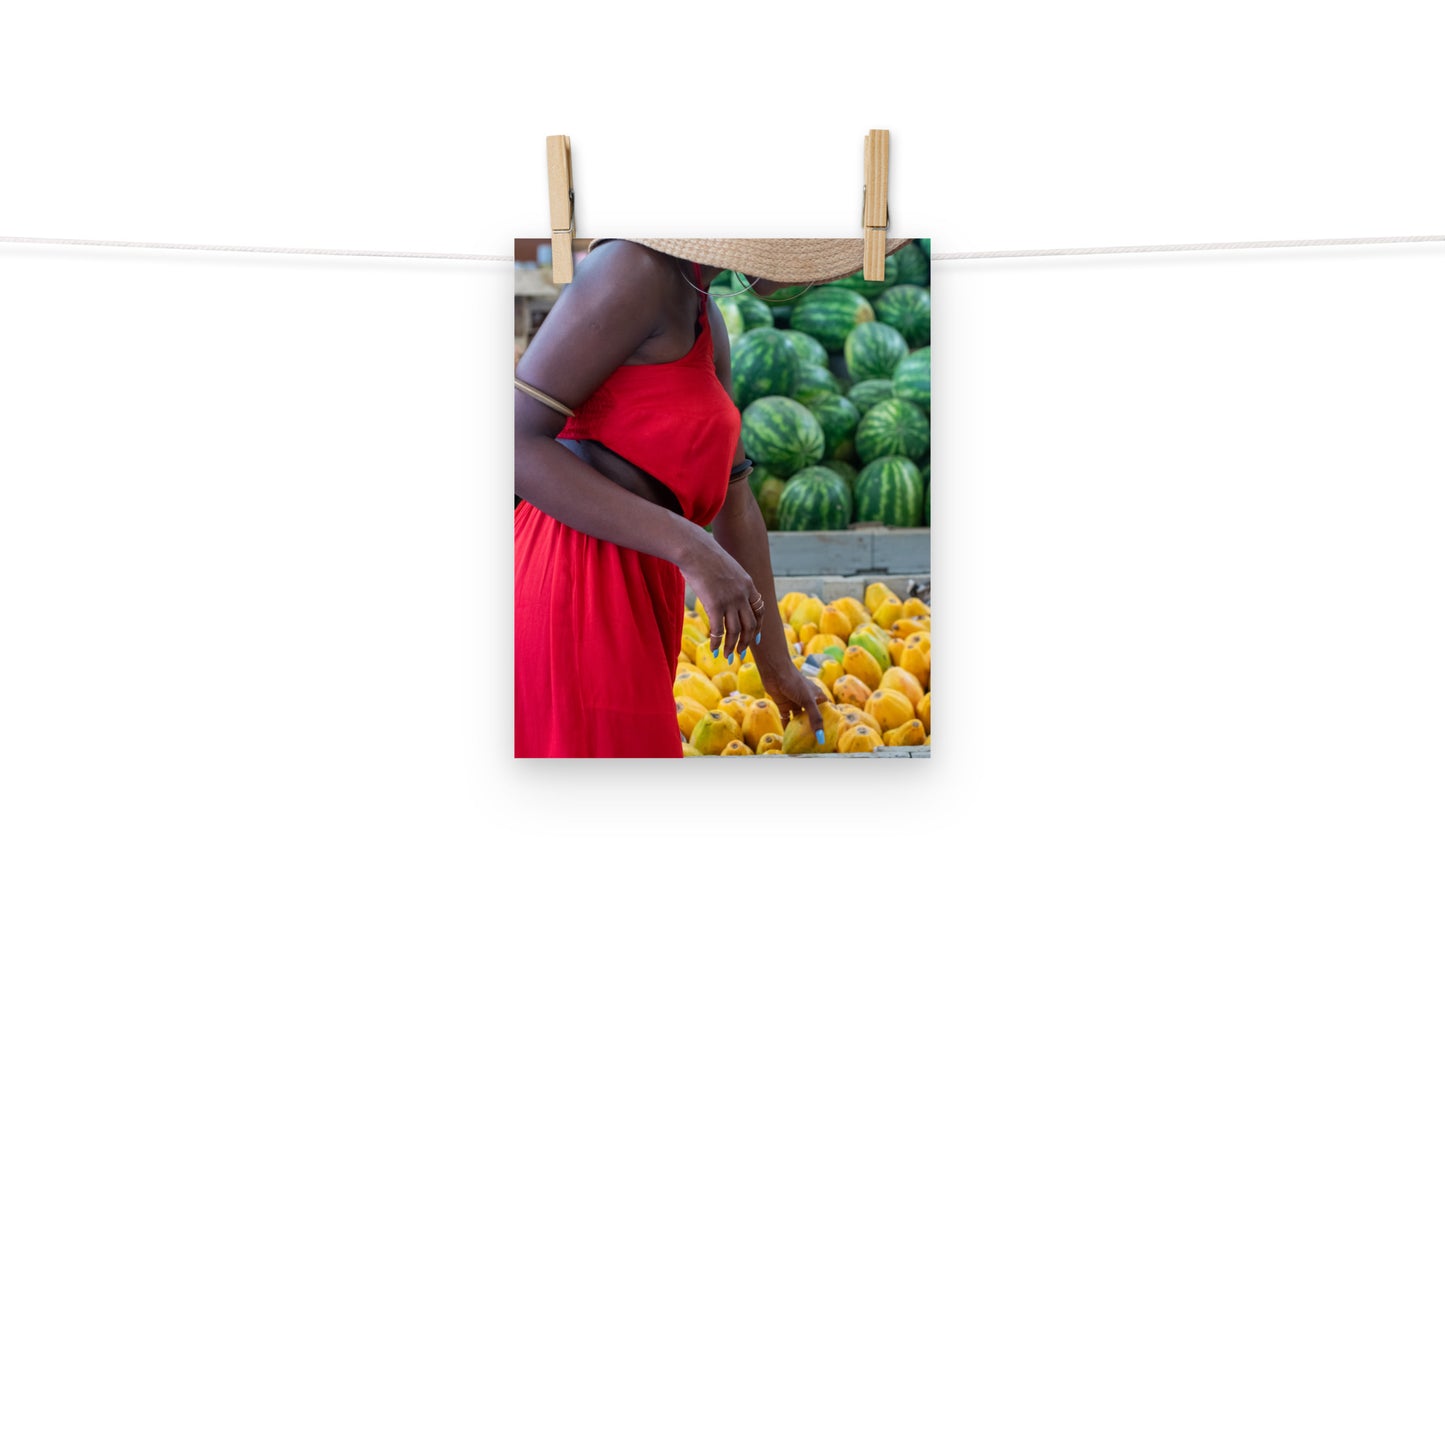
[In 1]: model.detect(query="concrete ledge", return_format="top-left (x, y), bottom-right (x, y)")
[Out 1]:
top-left (767, 528), bottom-right (931, 577)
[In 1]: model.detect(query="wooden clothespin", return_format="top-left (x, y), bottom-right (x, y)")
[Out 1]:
top-left (546, 135), bottom-right (576, 284)
top-left (862, 129), bottom-right (890, 281)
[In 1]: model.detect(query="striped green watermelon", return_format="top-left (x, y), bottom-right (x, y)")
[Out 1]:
top-left (845, 321), bottom-right (909, 382)
top-left (832, 253), bottom-right (899, 299)
top-left (729, 329), bottom-right (798, 409)
top-left (847, 378), bottom-right (894, 411)
top-left (717, 298), bottom-right (745, 345)
top-left (893, 242), bottom-right (930, 287)
top-left (737, 294), bottom-right (774, 330)
top-left (757, 474), bottom-right (786, 529)
top-left (748, 465), bottom-right (781, 502)
top-left (770, 305), bottom-right (794, 327)
top-left (802, 393), bottom-right (860, 460)
top-left (789, 285), bottom-right (875, 352)
top-left (855, 398), bottom-right (930, 464)
top-left (892, 350), bottom-right (931, 410)
top-left (778, 466), bottom-right (851, 531)
top-left (777, 328), bottom-right (828, 369)
top-left (853, 457), bottom-right (924, 527)
top-left (918, 238), bottom-right (931, 259)
top-left (820, 458), bottom-right (858, 497)
top-left (740, 396), bottom-right (826, 478)
top-left (874, 285), bottom-right (931, 347)
top-left (792, 362), bottom-right (840, 396)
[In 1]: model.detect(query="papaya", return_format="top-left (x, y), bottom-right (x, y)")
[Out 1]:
top-left (817, 604), bottom-right (853, 641)
top-left (830, 595), bottom-right (870, 632)
top-left (832, 673), bottom-right (873, 709)
top-left (836, 705), bottom-right (882, 737)
top-left (690, 709), bottom-right (742, 755)
top-left (675, 695), bottom-right (708, 739)
top-left (880, 666), bottom-right (924, 709)
top-left (816, 657), bottom-right (844, 693)
top-left (681, 742), bottom-right (703, 757)
top-left (755, 732), bottom-right (784, 754)
top-left (846, 627), bottom-right (891, 678)
top-left (865, 687), bottom-right (915, 733)
top-left (777, 591), bottom-right (806, 620)
top-left (842, 645), bottom-right (883, 692)
top-left (838, 723), bottom-right (881, 754)
top-left (917, 692), bottom-right (931, 733)
top-left (674, 670), bottom-right (722, 710)
top-left (887, 637), bottom-right (907, 666)
top-left (719, 739), bottom-right (752, 755)
top-left (742, 697), bottom-right (784, 749)
top-left (899, 636), bottom-right (930, 690)
top-left (871, 597), bottom-right (904, 629)
top-left (716, 692), bottom-right (750, 726)
top-left (890, 617), bottom-right (929, 638)
top-left (787, 596), bottom-right (824, 631)
top-left (865, 582), bottom-right (901, 614)
top-left (781, 714), bottom-right (821, 754)
top-left (712, 669), bottom-right (740, 696)
top-left (797, 622), bottom-right (819, 647)
top-left (737, 659), bottom-right (766, 697)
top-left (883, 719), bottom-right (927, 748)
top-left (901, 598), bottom-right (930, 619)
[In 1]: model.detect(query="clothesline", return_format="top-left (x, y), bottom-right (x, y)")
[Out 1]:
top-left (3, 233), bottom-right (1445, 265)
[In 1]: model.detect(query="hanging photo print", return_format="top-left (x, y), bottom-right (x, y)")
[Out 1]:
top-left (514, 235), bottom-right (932, 759)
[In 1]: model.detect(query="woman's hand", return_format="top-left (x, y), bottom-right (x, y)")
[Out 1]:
top-left (756, 653), bottom-right (827, 740)
top-left (681, 531), bottom-right (767, 664)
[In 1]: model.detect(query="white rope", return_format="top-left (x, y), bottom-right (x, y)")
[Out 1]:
top-left (3, 233), bottom-right (1445, 265)
top-left (0, 235), bottom-right (511, 262)
top-left (933, 234), bottom-right (1445, 261)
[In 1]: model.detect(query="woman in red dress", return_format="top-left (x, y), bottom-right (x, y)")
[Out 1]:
top-left (513, 236), bottom-right (906, 758)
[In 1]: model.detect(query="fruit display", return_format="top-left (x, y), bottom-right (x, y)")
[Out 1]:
top-left (713, 240), bottom-right (932, 531)
top-left (675, 583), bottom-right (931, 756)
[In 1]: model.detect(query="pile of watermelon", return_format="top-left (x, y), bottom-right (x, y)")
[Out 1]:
top-left (715, 239), bottom-right (932, 532)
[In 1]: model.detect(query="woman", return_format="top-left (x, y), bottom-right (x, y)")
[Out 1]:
top-left (513, 236), bottom-right (912, 758)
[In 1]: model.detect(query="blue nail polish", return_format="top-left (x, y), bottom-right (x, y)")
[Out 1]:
top-left (755, 631), bottom-right (762, 644)
top-left (728, 652), bottom-right (735, 665)
top-left (712, 647), bottom-right (720, 658)
top-left (815, 729), bottom-right (825, 744)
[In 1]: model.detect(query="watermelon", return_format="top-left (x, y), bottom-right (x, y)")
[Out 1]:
top-left (918, 238), bottom-right (931, 259)
top-left (802, 393), bottom-right (861, 460)
top-left (855, 398), bottom-right (931, 464)
top-left (845, 321), bottom-right (909, 382)
top-left (777, 466), bottom-right (851, 531)
top-left (729, 329), bottom-right (798, 409)
top-left (709, 270), bottom-right (745, 295)
top-left (853, 457), bottom-right (924, 527)
top-left (832, 253), bottom-right (899, 299)
top-left (789, 285), bottom-right (875, 351)
top-left (777, 328), bottom-right (828, 369)
top-left (820, 458), bottom-right (858, 495)
top-left (757, 474), bottom-right (786, 529)
top-left (740, 396), bottom-right (826, 478)
top-left (737, 294), bottom-right (774, 330)
top-left (847, 378), bottom-right (894, 411)
top-left (770, 305), bottom-right (794, 327)
top-left (874, 285), bottom-right (931, 347)
top-left (792, 362), bottom-right (840, 396)
top-left (892, 350), bottom-right (931, 410)
top-left (748, 465), bottom-right (781, 502)
top-left (893, 242), bottom-right (930, 287)
top-left (717, 298), bottom-right (746, 345)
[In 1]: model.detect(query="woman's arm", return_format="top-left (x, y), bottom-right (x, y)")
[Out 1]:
top-left (708, 307), bottom-right (825, 735)
top-left (515, 246), bottom-right (766, 656)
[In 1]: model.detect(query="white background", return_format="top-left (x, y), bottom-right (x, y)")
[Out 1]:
top-left (3, 2), bottom-right (1444, 1441)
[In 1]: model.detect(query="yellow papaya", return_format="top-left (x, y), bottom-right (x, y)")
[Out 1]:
top-left (742, 697), bottom-right (784, 749)
top-left (901, 598), bottom-right (930, 619)
top-left (681, 742), bottom-right (702, 757)
top-left (830, 595), bottom-right (870, 631)
top-left (832, 673), bottom-right (873, 709)
top-left (755, 732), bottom-right (784, 754)
top-left (838, 723), bottom-right (881, 753)
top-left (836, 705), bottom-right (882, 737)
top-left (817, 604), bottom-right (853, 641)
top-left (880, 666), bottom-right (924, 709)
top-left (777, 591), bottom-right (806, 620)
top-left (917, 692), bottom-right (931, 733)
top-left (716, 692), bottom-right (750, 726)
top-left (872, 598), bottom-right (904, 628)
top-left (719, 739), bottom-right (752, 755)
top-left (899, 636), bottom-right (930, 690)
top-left (816, 657), bottom-right (844, 693)
top-left (804, 633), bottom-right (838, 657)
top-left (864, 582), bottom-right (901, 614)
top-left (737, 659), bottom-right (765, 697)
top-left (865, 687), bottom-right (915, 733)
top-left (787, 596), bottom-right (824, 631)
top-left (674, 670), bottom-right (722, 710)
top-left (675, 695), bottom-right (708, 739)
top-left (883, 719), bottom-right (927, 747)
top-left (690, 709), bottom-right (742, 755)
top-left (712, 669), bottom-right (739, 696)
top-left (846, 628), bottom-right (891, 677)
top-left (842, 645), bottom-right (883, 692)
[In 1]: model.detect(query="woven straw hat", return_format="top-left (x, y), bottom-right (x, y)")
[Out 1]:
top-left (586, 236), bottom-right (915, 286)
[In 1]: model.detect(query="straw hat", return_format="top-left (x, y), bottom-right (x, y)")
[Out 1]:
top-left (586, 236), bottom-right (916, 286)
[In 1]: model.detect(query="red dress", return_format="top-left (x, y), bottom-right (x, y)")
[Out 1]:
top-left (514, 256), bottom-right (742, 757)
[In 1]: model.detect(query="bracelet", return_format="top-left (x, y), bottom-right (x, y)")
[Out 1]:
top-left (729, 456), bottom-right (756, 481)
